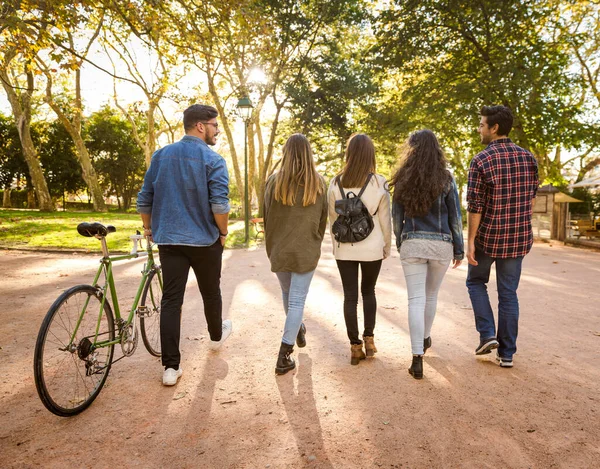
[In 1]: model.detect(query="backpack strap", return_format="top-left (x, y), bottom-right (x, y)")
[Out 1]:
top-left (339, 173), bottom-right (373, 199)
top-left (339, 182), bottom-right (346, 199)
top-left (357, 173), bottom-right (373, 198)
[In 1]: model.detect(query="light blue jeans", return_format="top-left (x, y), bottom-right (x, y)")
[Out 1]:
top-left (275, 270), bottom-right (316, 345)
top-left (401, 258), bottom-right (451, 355)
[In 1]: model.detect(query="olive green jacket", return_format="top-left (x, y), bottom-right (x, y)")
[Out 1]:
top-left (264, 174), bottom-right (328, 273)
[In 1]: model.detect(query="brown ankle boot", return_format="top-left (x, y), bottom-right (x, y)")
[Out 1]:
top-left (350, 343), bottom-right (366, 365)
top-left (363, 335), bottom-right (377, 357)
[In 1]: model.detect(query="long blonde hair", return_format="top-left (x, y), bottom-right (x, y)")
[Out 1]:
top-left (274, 133), bottom-right (323, 206)
top-left (335, 133), bottom-right (376, 188)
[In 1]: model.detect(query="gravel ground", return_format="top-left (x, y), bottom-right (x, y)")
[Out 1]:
top-left (1, 239), bottom-right (599, 468)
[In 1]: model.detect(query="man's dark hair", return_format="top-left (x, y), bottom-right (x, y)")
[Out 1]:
top-left (183, 104), bottom-right (218, 131)
top-left (480, 105), bottom-right (513, 136)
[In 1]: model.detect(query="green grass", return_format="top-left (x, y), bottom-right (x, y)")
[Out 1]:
top-left (0, 209), bottom-right (261, 252)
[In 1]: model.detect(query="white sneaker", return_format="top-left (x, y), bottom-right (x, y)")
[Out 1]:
top-left (162, 367), bottom-right (183, 386)
top-left (209, 319), bottom-right (232, 351)
top-left (495, 353), bottom-right (514, 368)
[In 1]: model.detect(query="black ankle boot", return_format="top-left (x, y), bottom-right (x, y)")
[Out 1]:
top-left (275, 342), bottom-right (295, 375)
top-left (296, 323), bottom-right (306, 348)
top-left (423, 336), bottom-right (432, 354)
top-left (408, 355), bottom-right (423, 379)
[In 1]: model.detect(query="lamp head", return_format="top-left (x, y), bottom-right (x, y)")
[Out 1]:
top-left (236, 96), bottom-right (253, 121)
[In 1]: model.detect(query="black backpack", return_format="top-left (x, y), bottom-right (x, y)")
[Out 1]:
top-left (332, 173), bottom-right (377, 244)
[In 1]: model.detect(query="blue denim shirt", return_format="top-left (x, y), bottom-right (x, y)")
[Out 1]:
top-left (392, 178), bottom-right (464, 260)
top-left (137, 135), bottom-right (230, 246)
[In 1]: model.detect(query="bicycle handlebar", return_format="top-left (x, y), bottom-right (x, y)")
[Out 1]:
top-left (129, 233), bottom-right (155, 256)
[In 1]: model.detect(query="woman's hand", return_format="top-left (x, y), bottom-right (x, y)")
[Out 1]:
top-left (452, 259), bottom-right (462, 269)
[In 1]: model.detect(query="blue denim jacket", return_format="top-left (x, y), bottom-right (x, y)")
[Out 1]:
top-left (392, 178), bottom-right (464, 260)
top-left (137, 135), bottom-right (230, 246)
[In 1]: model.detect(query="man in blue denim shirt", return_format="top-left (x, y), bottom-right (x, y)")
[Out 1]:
top-left (137, 104), bottom-right (232, 386)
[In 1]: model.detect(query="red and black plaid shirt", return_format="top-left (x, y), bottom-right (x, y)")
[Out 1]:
top-left (467, 138), bottom-right (539, 258)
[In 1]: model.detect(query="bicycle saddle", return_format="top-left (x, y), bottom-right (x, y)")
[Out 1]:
top-left (77, 222), bottom-right (117, 237)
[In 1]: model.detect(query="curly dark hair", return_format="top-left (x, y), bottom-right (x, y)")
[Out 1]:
top-left (388, 129), bottom-right (451, 218)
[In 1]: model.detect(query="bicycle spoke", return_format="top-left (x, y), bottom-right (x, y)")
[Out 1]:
top-left (47, 328), bottom-right (68, 349)
top-left (140, 271), bottom-right (162, 357)
top-left (35, 286), bottom-right (114, 415)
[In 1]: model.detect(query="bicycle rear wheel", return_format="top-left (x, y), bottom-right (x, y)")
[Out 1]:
top-left (140, 268), bottom-right (162, 357)
top-left (34, 285), bottom-right (115, 417)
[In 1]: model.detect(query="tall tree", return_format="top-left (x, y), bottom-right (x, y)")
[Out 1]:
top-left (156, 0), bottom-right (367, 213)
top-left (558, 0), bottom-right (600, 182)
top-left (284, 21), bottom-right (377, 177)
top-left (0, 113), bottom-right (29, 207)
top-left (374, 0), bottom-right (585, 183)
top-left (35, 8), bottom-right (107, 211)
top-left (37, 120), bottom-right (86, 204)
top-left (0, 4), bottom-right (54, 210)
top-left (101, 4), bottom-right (182, 167)
top-left (86, 107), bottom-right (146, 210)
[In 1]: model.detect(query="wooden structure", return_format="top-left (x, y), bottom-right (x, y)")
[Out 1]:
top-left (569, 219), bottom-right (600, 239)
top-left (532, 185), bottom-right (582, 241)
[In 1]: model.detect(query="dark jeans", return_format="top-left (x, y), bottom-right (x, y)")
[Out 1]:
top-left (336, 259), bottom-right (382, 344)
top-left (466, 243), bottom-right (523, 360)
top-left (158, 242), bottom-right (223, 369)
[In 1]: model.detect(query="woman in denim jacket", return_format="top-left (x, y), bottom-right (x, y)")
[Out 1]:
top-left (390, 130), bottom-right (464, 379)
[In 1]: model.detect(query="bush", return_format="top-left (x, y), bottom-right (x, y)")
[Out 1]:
top-left (0, 189), bottom-right (29, 208)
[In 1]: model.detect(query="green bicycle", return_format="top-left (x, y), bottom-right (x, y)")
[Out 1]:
top-left (33, 222), bottom-right (163, 417)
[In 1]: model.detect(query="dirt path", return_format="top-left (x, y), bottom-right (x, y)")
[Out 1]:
top-left (1, 239), bottom-right (599, 468)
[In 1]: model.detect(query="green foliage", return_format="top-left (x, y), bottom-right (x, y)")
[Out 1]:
top-left (0, 189), bottom-right (28, 208)
top-left (3, 0), bottom-right (600, 221)
top-left (373, 0), bottom-right (586, 184)
top-left (0, 113), bottom-right (28, 189)
top-left (85, 107), bottom-right (146, 211)
top-left (38, 120), bottom-right (86, 198)
top-left (284, 19), bottom-right (377, 175)
top-left (570, 187), bottom-right (600, 218)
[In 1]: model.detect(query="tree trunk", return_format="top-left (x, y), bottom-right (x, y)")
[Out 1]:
top-left (114, 183), bottom-right (122, 211)
top-left (40, 33), bottom-right (107, 212)
top-left (205, 74), bottom-right (243, 200)
top-left (27, 188), bottom-right (37, 208)
top-left (256, 118), bottom-right (265, 186)
top-left (19, 121), bottom-right (55, 211)
top-left (44, 89), bottom-right (107, 211)
top-left (145, 101), bottom-right (157, 168)
top-left (0, 58), bottom-right (55, 212)
top-left (257, 102), bottom-right (285, 216)
top-left (577, 157), bottom-right (600, 182)
top-left (2, 188), bottom-right (11, 208)
top-left (123, 188), bottom-right (132, 211)
top-left (71, 134), bottom-right (107, 212)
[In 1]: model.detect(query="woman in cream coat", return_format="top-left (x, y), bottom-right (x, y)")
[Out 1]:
top-left (328, 133), bottom-right (391, 365)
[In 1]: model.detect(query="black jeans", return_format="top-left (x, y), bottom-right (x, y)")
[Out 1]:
top-left (336, 259), bottom-right (382, 344)
top-left (158, 242), bottom-right (223, 369)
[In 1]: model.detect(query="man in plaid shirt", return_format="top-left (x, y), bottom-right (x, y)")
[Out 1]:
top-left (466, 105), bottom-right (539, 368)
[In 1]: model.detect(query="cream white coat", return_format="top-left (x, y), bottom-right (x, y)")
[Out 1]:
top-left (328, 174), bottom-right (392, 261)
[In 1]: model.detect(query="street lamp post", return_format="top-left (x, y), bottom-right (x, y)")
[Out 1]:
top-left (235, 96), bottom-right (254, 245)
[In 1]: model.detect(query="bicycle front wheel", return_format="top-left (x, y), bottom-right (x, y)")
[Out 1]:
top-left (140, 268), bottom-right (162, 357)
top-left (34, 285), bottom-right (115, 417)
